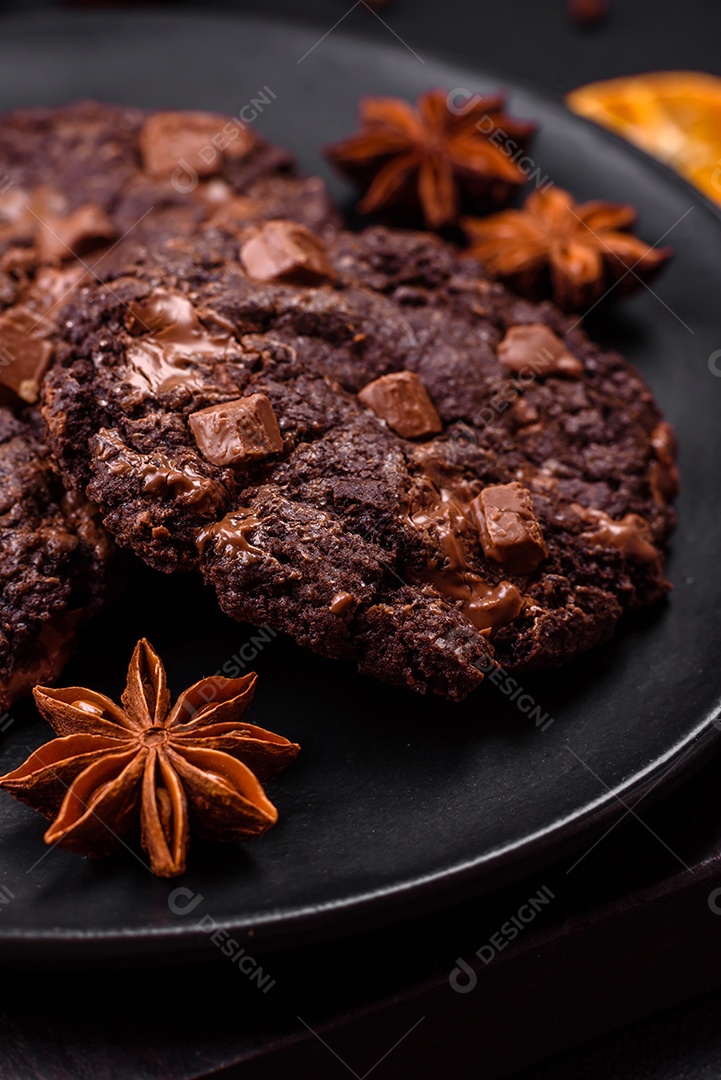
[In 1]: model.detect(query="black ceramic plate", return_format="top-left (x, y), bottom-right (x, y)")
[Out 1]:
top-left (0, 10), bottom-right (719, 964)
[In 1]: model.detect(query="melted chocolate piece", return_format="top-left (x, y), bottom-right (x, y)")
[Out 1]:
top-left (471, 482), bottom-right (548, 574)
top-left (125, 290), bottom-right (243, 396)
top-left (196, 511), bottom-right (264, 561)
top-left (189, 393), bottom-right (283, 467)
top-left (409, 482), bottom-right (526, 634)
top-left (97, 430), bottom-right (224, 515)
top-left (358, 371), bottom-right (442, 439)
top-left (240, 220), bottom-right (336, 285)
top-left (419, 565), bottom-right (525, 635)
top-left (0, 306), bottom-right (53, 403)
top-left (576, 505), bottom-right (661, 568)
top-left (649, 460), bottom-right (679, 503)
top-left (34, 264), bottom-right (85, 307)
top-left (498, 323), bottom-right (584, 378)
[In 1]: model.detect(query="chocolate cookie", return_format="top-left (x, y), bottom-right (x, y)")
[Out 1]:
top-left (0, 408), bottom-right (112, 712)
top-left (44, 222), bottom-right (677, 700)
top-left (0, 101), bottom-right (336, 706)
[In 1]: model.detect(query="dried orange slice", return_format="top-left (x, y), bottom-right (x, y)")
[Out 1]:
top-left (567, 72), bottom-right (721, 204)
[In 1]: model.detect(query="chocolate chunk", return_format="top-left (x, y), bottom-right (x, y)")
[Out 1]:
top-left (358, 371), bottom-right (442, 439)
top-left (126, 290), bottom-right (234, 347)
top-left (651, 420), bottom-right (677, 465)
top-left (34, 265), bottom-right (85, 306)
top-left (139, 111), bottom-right (255, 179)
top-left (577, 506), bottom-right (660, 567)
top-left (498, 324), bottom-right (584, 378)
top-left (0, 307), bottom-right (53, 403)
top-left (35, 203), bottom-right (116, 263)
top-left (471, 482), bottom-right (548, 574)
top-left (649, 460), bottom-right (679, 503)
top-left (189, 394), bottom-right (284, 466)
top-left (329, 591), bottom-right (354, 615)
top-left (240, 220), bottom-right (336, 285)
top-left (648, 420), bottom-right (680, 502)
top-left (421, 570), bottom-right (525, 635)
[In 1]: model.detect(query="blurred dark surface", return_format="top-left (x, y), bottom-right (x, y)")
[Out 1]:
top-left (10, 0), bottom-right (721, 93)
top-left (238, 0), bottom-right (721, 93)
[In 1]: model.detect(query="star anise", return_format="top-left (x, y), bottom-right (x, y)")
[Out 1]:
top-left (325, 89), bottom-right (535, 229)
top-left (0, 640), bottom-right (299, 877)
top-left (463, 185), bottom-right (672, 312)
